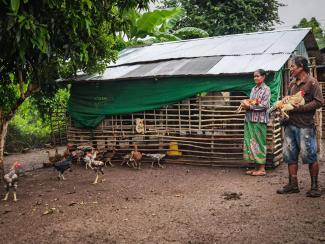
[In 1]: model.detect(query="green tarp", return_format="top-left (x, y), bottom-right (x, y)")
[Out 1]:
top-left (68, 70), bottom-right (282, 128)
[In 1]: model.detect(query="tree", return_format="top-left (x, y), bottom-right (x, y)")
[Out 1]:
top-left (0, 0), bottom-right (152, 178)
top-left (294, 17), bottom-right (325, 49)
top-left (160, 0), bottom-right (282, 36)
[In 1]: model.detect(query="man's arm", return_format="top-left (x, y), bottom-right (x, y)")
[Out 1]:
top-left (294, 82), bottom-right (324, 112)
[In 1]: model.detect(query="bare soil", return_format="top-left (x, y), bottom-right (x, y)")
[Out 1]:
top-left (1, 148), bottom-right (324, 244)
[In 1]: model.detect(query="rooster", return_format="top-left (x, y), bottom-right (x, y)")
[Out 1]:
top-left (83, 150), bottom-right (105, 184)
top-left (3, 161), bottom-right (22, 202)
top-left (99, 147), bottom-right (117, 167)
top-left (269, 90), bottom-right (305, 118)
top-left (53, 157), bottom-right (73, 180)
top-left (121, 153), bottom-right (132, 167)
top-left (143, 153), bottom-right (166, 168)
top-left (130, 144), bottom-right (143, 169)
top-left (236, 99), bottom-right (258, 113)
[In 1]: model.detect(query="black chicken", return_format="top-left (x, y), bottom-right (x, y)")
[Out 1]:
top-left (53, 156), bottom-right (72, 180)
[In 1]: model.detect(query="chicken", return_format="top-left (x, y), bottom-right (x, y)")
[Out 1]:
top-left (83, 150), bottom-right (105, 184)
top-left (269, 90), bottom-right (305, 118)
top-left (98, 147), bottom-right (116, 167)
top-left (236, 99), bottom-right (258, 113)
top-left (130, 144), bottom-right (143, 169)
top-left (54, 148), bottom-right (64, 161)
top-left (45, 148), bottom-right (64, 166)
top-left (3, 161), bottom-right (22, 202)
top-left (53, 157), bottom-right (72, 180)
top-left (143, 153), bottom-right (166, 168)
top-left (120, 153), bottom-right (132, 167)
top-left (46, 150), bottom-right (57, 164)
top-left (74, 145), bottom-right (93, 165)
top-left (70, 149), bottom-right (85, 164)
top-left (84, 150), bottom-right (97, 170)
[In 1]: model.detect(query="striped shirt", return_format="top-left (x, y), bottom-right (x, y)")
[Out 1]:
top-left (245, 83), bottom-right (271, 124)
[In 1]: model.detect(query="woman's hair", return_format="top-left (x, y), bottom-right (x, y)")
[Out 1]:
top-left (292, 56), bottom-right (309, 73)
top-left (254, 69), bottom-right (267, 77)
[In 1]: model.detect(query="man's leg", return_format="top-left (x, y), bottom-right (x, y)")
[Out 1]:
top-left (277, 163), bottom-right (300, 194)
top-left (301, 128), bottom-right (321, 197)
top-left (306, 162), bottom-right (321, 197)
top-left (277, 125), bottom-right (300, 194)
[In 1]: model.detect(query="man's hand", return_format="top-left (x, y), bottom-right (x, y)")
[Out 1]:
top-left (282, 96), bottom-right (290, 103)
top-left (291, 103), bottom-right (301, 112)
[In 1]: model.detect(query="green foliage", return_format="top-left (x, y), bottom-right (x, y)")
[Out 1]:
top-left (160, 0), bottom-right (282, 36)
top-left (10, 98), bottom-right (51, 137)
top-left (34, 88), bottom-right (70, 120)
top-left (174, 27), bottom-right (209, 39)
top-left (5, 98), bottom-right (51, 152)
top-left (294, 17), bottom-right (325, 49)
top-left (5, 88), bottom-right (70, 152)
top-left (123, 7), bottom-right (185, 40)
top-left (0, 0), bottom-right (152, 121)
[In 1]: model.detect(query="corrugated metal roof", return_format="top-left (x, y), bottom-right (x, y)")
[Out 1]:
top-left (70, 28), bottom-right (315, 82)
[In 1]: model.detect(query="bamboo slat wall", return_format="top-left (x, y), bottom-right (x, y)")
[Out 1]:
top-left (67, 92), bottom-right (283, 167)
top-left (50, 108), bottom-right (67, 146)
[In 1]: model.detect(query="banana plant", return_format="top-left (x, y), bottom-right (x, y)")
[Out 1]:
top-left (122, 7), bottom-right (209, 46)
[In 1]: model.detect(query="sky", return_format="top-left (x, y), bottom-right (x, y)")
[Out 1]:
top-left (275, 0), bottom-right (325, 29)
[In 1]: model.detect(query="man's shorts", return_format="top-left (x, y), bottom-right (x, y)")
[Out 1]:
top-left (283, 124), bottom-right (317, 164)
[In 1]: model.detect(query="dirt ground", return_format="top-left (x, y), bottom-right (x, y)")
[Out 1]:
top-left (1, 147), bottom-right (325, 244)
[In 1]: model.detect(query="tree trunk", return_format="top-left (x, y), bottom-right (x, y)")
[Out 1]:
top-left (0, 119), bottom-right (9, 181)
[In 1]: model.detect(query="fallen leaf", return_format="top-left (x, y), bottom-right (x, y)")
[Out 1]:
top-left (42, 208), bottom-right (56, 216)
top-left (2, 210), bottom-right (11, 215)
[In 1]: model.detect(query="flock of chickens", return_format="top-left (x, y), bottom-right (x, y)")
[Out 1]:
top-left (45, 144), bottom-right (167, 185)
top-left (3, 144), bottom-right (167, 202)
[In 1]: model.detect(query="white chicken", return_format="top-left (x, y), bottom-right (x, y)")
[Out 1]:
top-left (143, 153), bottom-right (166, 168)
top-left (269, 90), bottom-right (305, 118)
top-left (3, 161), bottom-right (22, 202)
top-left (83, 150), bottom-right (105, 184)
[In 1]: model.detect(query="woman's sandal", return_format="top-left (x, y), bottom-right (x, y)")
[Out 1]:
top-left (251, 171), bottom-right (266, 176)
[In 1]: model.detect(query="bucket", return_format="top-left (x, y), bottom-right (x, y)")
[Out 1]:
top-left (167, 141), bottom-right (182, 156)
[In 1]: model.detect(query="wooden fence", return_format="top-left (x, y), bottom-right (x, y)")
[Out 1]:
top-left (67, 93), bottom-right (282, 167)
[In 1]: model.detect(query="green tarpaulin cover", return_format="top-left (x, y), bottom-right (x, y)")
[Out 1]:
top-left (68, 70), bottom-right (282, 128)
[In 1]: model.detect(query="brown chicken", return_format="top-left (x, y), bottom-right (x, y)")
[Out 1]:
top-left (236, 99), bottom-right (258, 113)
top-left (269, 90), bottom-right (305, 118)
top-left (130, 144), bottom-right (143, 169)
top-left (97, 147), bottom-right (116, 167)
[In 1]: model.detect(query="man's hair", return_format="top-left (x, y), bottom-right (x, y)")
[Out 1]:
top-left (292, 56), bottom-right (309, 73)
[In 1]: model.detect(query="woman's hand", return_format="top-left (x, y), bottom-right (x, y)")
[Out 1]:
top-left (241, 100), bottom-right (250, 109)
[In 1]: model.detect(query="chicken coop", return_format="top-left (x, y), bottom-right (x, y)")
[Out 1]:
top-left (62, 28), bottom-right (322, 167)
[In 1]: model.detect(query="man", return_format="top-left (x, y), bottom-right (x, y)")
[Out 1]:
top-left (277, 56), bottom-right (324, 197)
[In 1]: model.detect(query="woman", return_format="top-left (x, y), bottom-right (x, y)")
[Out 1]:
top-left (242, 69), bottom-right (271, 176)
